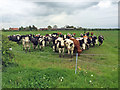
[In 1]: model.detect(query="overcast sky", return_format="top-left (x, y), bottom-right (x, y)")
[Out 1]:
top-left (0, 0), bottom-right (118, 29)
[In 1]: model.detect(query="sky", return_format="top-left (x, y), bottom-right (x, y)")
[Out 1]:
top-left (0, 0), bottom-right (119, 29)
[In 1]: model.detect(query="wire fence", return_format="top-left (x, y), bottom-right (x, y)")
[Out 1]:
top-left (11, 50), bottom-right (119, 68)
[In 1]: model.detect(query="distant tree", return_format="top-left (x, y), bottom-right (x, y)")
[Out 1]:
top-left (1, 28), bottom-right (5, 31)
top-left (25, 26), bottom-right (30, 31)
top-left (19, 26), bottom-right (24, 31)
top-left (29, 25), bottom-right (32, 31)
top-left (65, 25), bottom-right (75, 28)
top-left (48, 25), bottom-right (52, 30)
top-left (64, 25), bottom-right (69, 28)
top-left (53, 25), bottom-right (57, 29)
top-left (32, 25), bottom-right (37, 31)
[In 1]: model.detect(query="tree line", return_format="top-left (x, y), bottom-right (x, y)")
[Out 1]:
top-left (1, 25), bottom-right (120, 31)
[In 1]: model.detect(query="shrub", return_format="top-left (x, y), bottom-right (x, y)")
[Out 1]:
top-left (2, 35), bottom-right (17, 67)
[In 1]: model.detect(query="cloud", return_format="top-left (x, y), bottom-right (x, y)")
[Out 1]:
top-left (0, 0), bottom-right (118, 29)
top-left (34, 2), bottom-right (99, 15)
top-left (97, 1), bottom-right (112, 8)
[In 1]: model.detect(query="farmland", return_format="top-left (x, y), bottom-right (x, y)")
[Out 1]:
top-left (2, 30), bottom-right (118, 88)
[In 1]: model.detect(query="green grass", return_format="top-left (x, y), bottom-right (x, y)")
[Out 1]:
top-left (2, 30), bottom-right (118, 88)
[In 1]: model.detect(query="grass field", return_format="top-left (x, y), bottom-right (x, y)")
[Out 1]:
top-left (2, 30), bottom-right (118, 88)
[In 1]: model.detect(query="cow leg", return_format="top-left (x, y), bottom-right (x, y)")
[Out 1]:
top-left (93, 42), bottom-right (95, 46)
top-left (91, 42), bottom-right (93, 47)
top-left (99, 42), bottom-right (101, 46)
top-left (68, 49), bottom-right (70, 55)
top-left (43, 41), bottom-right (45, 47)
top-left (55, 44), bottom-right (57, 52)
top-left (96, 40), bottom-right (98, 45)
top-left (17, 41), bottom-right (19, 44)
top-left (53, 45), bottom-right (55, 51)
top-left (82, 43), bottom-right (85, 50)
top-left (23, 45), bottom-right (25, 50)
top-left (39, 45), bottom-right (41, 50)
top-left (33, 44), bottom-right (35, 49)
top-left (59, 48), bottom-right (61, 57)
top-left (42, 41), bottom-right (45, 50)
top-left (86, 44), bottom-right (88, 49)
top-left (25, 47), bottom-right (27, 53)
top-left (36, 45), bottom-right (38, 49)
top-left (47, 41), bottom-right (49, 45)
top-left (88, 44), bottom-right (90, 49)
top-left (62, 48), bottom-right (64, 57)
top-left (42, 45), bottom-right (44, 50)
top-left (71, 49), bottom-right (74, 58)
top-left (29, 45), bottom-right (30, 52)
top-left (35, 45), bottom-right (37, 49)
top-left (101, 41), bottom-right (103, 45)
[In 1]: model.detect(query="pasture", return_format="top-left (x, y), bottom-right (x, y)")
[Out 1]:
top-left (2, 30), bottom-right (118, 88)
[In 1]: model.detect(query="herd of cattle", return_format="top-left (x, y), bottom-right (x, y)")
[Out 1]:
top-left (8, 32), bottom-right (104, 58)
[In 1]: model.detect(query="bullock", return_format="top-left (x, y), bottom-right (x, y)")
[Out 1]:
top-left (8, 35), bottom-right (21, 44)
top-left (86, 32), bottom-right (90, 37)
top-left (70, 38), bottom-right (82, 56)
top-left (30, 37), bottom-right (39, 49)
top-left (87, 37), bottom-right (92, 49)
top-left (52, 35), bottom-right (58, 52)
top-left (81, 35), bottom-right (93, 50)
top-left (38, 37), bottom-right (45, 50)
top-left (63, 34), bottom-right (67, 40)
top-left (76, 37), bottom-right (84, 50)
top-left (23, 37), bottom-right (31, 52)
top-left (64, 39), bottom-right (75, 58)
top-left (82, 35), bottom-right (88, 50)
top-left (98, 35), bottom-right (104, 46)
top-left (91, 36), bottom-right (98, 46)
top-left (44, 36), bottom-right (50, 46)
top-left (55, 37), bottom-right (65, 57)
top-left (52, 33), bottom-right (59, 36)
top-left (21, 37), bottom-right (25, 50)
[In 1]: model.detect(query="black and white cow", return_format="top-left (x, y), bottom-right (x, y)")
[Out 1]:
top-left (87, 37), bottom-right (92, 48)
top-left (55, 37), bottom-right (65, 57)
top-left (8, 34), bottom-right (21, 44)
top-left (52, 35), bottom-right (58, 52)
top-left (64, 39), bottom-right (75, 58)
top-left (30, 37), bottom-right (39, 49)
top-left (98, 35), bottom-right (104, 46)
top-left (38, 37), bottom-right (45, 50)
top-left (91, 36), bottom-right (98, 46)
top-left (44, 36), bottom-right (51, 46)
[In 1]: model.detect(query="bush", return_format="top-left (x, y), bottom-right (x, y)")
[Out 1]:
top-left (2, 35), bottom-right (17, 67)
